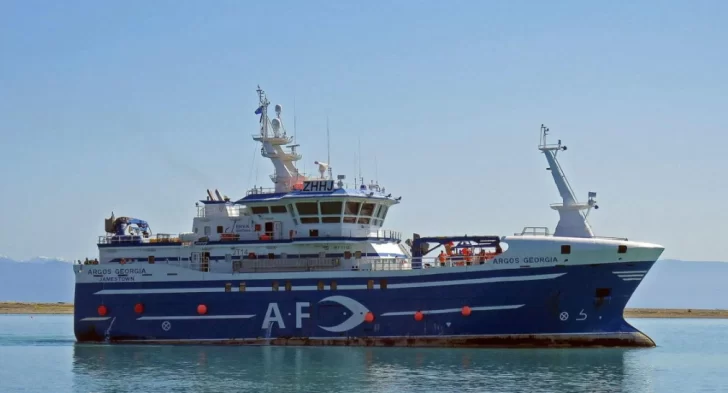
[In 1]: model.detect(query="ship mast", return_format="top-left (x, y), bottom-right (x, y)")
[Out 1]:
top-left (252, 86), bottom-right (304, 193)
top-left (539, 124), bottom-right (598, 238)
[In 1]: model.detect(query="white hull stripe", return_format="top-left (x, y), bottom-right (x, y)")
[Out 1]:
top-left (136, 315), bottom-right (255, 321)
top-left (93, 273), bottom-right (566, 295)
top-left (381, 304), bottom-right (523, 317)
top-left (386, 273), bottom-right (565, 289)
top-left (612, 270), bottom-right (648, 274)
top-left (623, 278), bottom-right (643, 281)
top-left (79, 317), bottom-right (111, 322)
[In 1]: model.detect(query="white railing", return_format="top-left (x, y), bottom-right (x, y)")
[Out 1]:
top-left (594, 236), bottom-right (629, 241)
top-left (93, 255), bottom-right (499, 273)
top-left (514, 227), bottom-right (551, 236)
top-left (98, 234), bottom-right (183, 245)
top-left (233, 258), bottom-right (341, 273)
top-left (367, 229), bottom-right (401, 241)
top-left (97, 230), bottom-right (402, 245)
top-left (246, 186), bottom-right (278, 196)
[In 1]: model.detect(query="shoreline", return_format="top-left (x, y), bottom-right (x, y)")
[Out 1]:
top-left (0, 302), bottom-right (74, 314)
top-left (1, 302), bottom-right (727, 318)
top-left (623, 308), bottom-right (728, 319)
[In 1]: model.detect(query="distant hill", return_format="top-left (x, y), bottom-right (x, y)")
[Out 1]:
top-left (0, 256), bottom-right (75, 303)
top-left (0, 256), bottom-right (726, 308)
top-left (628, 259), bottom-right (728, 309)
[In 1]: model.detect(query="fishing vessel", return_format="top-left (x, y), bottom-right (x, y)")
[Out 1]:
top-left (73, 87), bottom-right (664, 347)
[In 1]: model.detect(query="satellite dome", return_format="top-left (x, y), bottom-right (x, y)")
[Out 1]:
top-left (271, 118), bottom-right (281, 131)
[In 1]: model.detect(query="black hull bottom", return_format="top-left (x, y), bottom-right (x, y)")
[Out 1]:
top-left (77, 331), bottom-right (655, 348)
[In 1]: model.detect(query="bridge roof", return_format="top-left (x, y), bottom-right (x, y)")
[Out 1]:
top-left (235, 188), bottom-right (394, 204)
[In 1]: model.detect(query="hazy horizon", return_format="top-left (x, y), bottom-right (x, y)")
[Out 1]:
top-left (1, 1), bottom-right (726, 261)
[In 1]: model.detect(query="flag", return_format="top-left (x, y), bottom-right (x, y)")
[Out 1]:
top-left (254, 106), bottom-right (263, 115)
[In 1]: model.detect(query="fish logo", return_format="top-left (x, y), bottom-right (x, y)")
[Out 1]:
top-left (317, 296), bottom-right (370, 333)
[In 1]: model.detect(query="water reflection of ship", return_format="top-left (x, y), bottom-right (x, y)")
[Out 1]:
top-left (72, 345), bottom-right (652, 392)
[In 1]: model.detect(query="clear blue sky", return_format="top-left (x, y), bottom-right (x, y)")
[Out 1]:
top-left (1, 1), bottom-right (726, 262)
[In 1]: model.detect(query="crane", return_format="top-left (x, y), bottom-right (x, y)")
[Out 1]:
top-left (105, 213), bottom-right (151, 236)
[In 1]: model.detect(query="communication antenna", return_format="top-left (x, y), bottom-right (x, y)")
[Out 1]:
top-left (293, 96), bottom-right (297, 144)
top-left (293, 96), bottom-right (297, 170)
top-left (375, 153), bottom-right (379, 184)
top-left (327, 116), bottom-right (332, 180)
top-left (358, 137), bottom-right (362, 180)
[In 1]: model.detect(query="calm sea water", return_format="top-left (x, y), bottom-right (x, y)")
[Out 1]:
top-left (0, 316), bottom-right (726, 393)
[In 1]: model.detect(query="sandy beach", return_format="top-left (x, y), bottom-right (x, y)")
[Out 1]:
top-left (1, 302), bottom-right (727, 318)
top-left (624, 308), bottom-right (728, 319)
top-left (0, 302), bottom-right (73, 314)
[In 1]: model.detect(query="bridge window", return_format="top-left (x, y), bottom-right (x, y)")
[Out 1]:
top-left (374, 205), bottom-right (382, 217)
top-left (344, 201), bottom-right (360, 215)
top-left (300, 217), bottom-right (319, 224)
top-left (320, 201), bottom-right (343, 215)
top-left (343, 217), bottom-right (356, 223)
top-left (251, 206), bottom-right (269, 214)
top-left (360, 203), bottom-right (375, 216)
top-left (322, 217), bottom-right (340, 223)
top-left (270, 205), bottom-right (287, 214)
top-left (378, 206), bottom-right (389, 219)
top-left (296, 202), bottom-right (319, 215)
top-left (357, 217), bottom-right (371, 224)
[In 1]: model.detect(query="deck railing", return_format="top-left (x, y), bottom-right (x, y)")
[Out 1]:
top-left (97, 234), bottom-right (183, 245)
top-left (367, 229), bottom-right (401, 241)
top-left (98, 228), bottom-right (401, 245)
top-left (92, 255), bottom-right (496, 273)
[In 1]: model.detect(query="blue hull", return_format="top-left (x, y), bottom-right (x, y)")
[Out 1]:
top-left (74, 261), bottom-right (655, 347)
